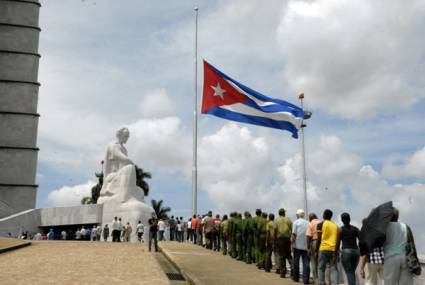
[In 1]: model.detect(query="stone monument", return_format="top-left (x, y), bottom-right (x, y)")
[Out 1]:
top-left (0, 0), bottom-right (41, 218)
top-left (97, 127), bottom-right (154, 241)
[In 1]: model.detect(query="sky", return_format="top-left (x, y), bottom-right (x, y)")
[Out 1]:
top-left (36, 1), bottom-right (424, 251)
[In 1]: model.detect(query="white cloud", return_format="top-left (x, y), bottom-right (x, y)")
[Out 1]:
top-left (127, 117), bottom-right (191, 174)
top-left (199, 123), bottom-right (273, 211)
top-left (277, 0), bottom-right (425, 119)
top-left (47, 180), bottom-right (94, 207)
top-left (382, 146), bottom-right (425, 179)
top-left (139, 89), bottom-right (174, 117)
top-left (35, 1), bottom-right (425, 253)
top-left (196, 126), bottom-right (425, 252)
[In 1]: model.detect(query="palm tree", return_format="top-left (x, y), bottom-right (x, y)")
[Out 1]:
top-left (81, 196), bottom-right (93, 205)
top-left (151, 199), bottom-right (171, 220)
top-left (91, 172), bottom-right (103, 203)
top-left (135, 165), bottom-right (152, 196)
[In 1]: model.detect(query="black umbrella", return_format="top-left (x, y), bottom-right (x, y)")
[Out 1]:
top-left (359, 201), bottom-right (394, 254)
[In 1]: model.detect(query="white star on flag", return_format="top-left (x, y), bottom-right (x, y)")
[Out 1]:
top-left (211, 83), bottom-right (226, 100)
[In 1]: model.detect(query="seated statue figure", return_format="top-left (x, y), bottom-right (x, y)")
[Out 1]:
top-left (98, 127), bottom-right (144, 203)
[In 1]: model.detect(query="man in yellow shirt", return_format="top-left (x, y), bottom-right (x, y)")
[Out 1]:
top-left (317, 209), bottom-right (340, 285)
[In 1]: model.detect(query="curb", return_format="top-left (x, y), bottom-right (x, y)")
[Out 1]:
top-left (158, 244), bottom-right (205, 285)
top-left (0, 241), bottom-right (31, 254)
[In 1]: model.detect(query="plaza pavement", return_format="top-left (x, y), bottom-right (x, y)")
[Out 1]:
top-left (0, 240), bottom-right (171, 285)
top-left (159, 241), bottom-right (298, 285)
top-left (0, 237), bottom-right (31, 254)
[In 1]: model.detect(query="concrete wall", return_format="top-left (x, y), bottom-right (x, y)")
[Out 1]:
top-left (0, 204), bottom-right (103, 237)
top-left (0, 0), bottom-right (41, 218)
top-left (40, 204), bottom-right (103, 227)
top-left (0, 208), bottom-right (41, 238)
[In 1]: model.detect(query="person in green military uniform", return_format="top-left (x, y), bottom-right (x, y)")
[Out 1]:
top-left (265, 213), bottom-right (277, 272)
top-left (275, 208), bottom-right (293, 278)
top-left (243, 211), bottom-right (254, 264)
top-left (219, 214), bottom-right (229, 255)
top-left (234, 213), bottom-right (244, 260)
top-left (257, 212), bottom-right (268, 269)
top-left (228, 212), bottom-right (236, 258)
top-left (252, 209), bottom-right (262, 264)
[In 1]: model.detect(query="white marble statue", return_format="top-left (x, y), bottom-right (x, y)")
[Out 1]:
top-left (98, 127), bottom-right (143, 203)
top-left (97, 127), bottom-right (154, 242)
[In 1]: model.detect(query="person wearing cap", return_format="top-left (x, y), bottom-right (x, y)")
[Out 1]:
top-left (292, 209), bottom-right (310, 284)
top-left (265, 213), bottom-right (277, 272)
top-left (252, 209), bottom-right (262, 264)
top-left (242, 211), bottom-right (254, 264)
top-left (275, 208), bottom-right (293, 278)
top-left (219, 215), bottom-right (229, 255)
top-left (204, 211), bottom-right (215, 249)
top-left (228, 212), bottom-right (236, 258)
top-left (257, 212), bottom-right (269, 269)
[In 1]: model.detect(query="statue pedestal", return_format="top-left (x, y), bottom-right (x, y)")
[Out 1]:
top-left (100, 197), bottom-right (154, 242)
top-left (98, 165), bottom-right (154, 242)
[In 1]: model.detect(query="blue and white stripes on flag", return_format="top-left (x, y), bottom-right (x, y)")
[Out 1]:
top-left (201, 60), bottom-right (305, 138)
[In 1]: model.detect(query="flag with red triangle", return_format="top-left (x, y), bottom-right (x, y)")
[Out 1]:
top-left (201, 60), bottom-right (304, 138)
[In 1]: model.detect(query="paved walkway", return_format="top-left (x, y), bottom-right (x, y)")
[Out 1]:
top-left (159, 241), bottom-right (297, 285)
top-left (0, 237), bottom-right (30, 253)
top-left (0, 240), bottom-right (171, 285)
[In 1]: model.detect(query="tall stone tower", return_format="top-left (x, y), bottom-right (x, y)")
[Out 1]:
top-left (0, 0), bottom-right (41, 218)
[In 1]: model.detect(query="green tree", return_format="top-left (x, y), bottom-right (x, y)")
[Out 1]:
top-left (135, 165), bottom-right (152, 196)
top-left (81, 172), bottom-right (103, 205)
top-left (91, 172), bottom-right (103, 203)
top-left (151, 199), bottom-right (171, 220)
top-left (81, 166), bottom-right (152, 205)
top-left (81, 196), bottom-right (93, 205)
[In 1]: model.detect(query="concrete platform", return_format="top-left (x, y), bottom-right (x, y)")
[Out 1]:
top-left (0, 241), bottom-right (171, 284)
top-left (0, 237), bottom-right (30, 254)
top-left (159, 241), bottom-right (298, 285)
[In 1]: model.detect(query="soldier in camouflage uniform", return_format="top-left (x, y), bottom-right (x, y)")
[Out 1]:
top-left (252, 209), bottom-right (262, 264)
top-left (235, 213), bottom-right (244, 260)
top-left (219, 214), bottom-right (229, 255)
top-left (257, 212), bottom-right (268, 269)
top-left (243, 211), bottom-right (254, 264)
top-left (275, 208), bottom-right (293, 278)
top-left (228, 212), bottom-right (236, 258)
top-left (265, 213), bottom-right (277, 272)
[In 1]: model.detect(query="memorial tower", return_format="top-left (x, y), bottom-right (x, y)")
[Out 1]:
top-left (0, 0), bottom-right (41, 217)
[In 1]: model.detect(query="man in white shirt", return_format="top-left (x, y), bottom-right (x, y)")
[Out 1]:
top-left (136, 221), bottom-right (144, 243)
top-left (187, 219), bottom-right (192, 242)
top-left (291, 209), bottom-right (310, 284)
top-left (158, 219), bottom-right (166, 241)
top-left (75, 229), bottom-right (81, 240)
top-left (91, 225), bottom-right (98, 241)
top-left (61, 230), bottom-right (67, 240)
top-left (112, 217), bottom-right (119, 242)
top-left (80, 227), bottom-right (86, 240)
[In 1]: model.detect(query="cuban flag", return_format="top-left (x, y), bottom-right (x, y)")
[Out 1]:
top-left (201, 60), bottom-right (305, 138)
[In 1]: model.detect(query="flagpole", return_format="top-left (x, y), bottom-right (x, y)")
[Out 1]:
top-left (192, 6), bottom-right (199, 216)
top-left (299, 93), bottom-right (309, 216)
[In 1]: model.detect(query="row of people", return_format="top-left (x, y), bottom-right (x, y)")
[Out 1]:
top-left (182, 207), bottom-right (418, 285)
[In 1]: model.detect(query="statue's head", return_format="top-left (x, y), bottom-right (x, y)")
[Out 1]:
top-left (116, 127), bottom-right (130, 144)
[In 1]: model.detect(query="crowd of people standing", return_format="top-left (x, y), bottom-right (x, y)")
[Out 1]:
top-left (148, 207), bottom-right (420, 285)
